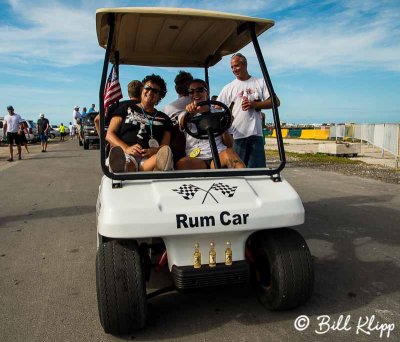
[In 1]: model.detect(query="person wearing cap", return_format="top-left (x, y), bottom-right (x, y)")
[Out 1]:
top-left (2, 105), bottom-right (22, 161)
top-left (37, 113), bottom-right (50, 152)
top-left (72, 106), bottom-right (83, 142)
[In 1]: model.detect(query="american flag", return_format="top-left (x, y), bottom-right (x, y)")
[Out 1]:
top-left (104, 65), bottom-right (123, 111)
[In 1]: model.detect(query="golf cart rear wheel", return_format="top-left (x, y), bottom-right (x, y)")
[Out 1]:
top-left (83, 139), bottom-right (89, 150)
top-left (96, 240), bottom-right (147, 334)
top-left (79, 139), bottom-right (83, 146)
top-left (249, 228), bottom-right (314, 310)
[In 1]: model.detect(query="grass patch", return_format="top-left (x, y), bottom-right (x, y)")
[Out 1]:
top-left (265, 150), bottom-right (364, 165)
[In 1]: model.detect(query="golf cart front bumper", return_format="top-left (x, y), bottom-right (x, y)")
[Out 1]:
top-left (171, 261), bottom-right (249, 290)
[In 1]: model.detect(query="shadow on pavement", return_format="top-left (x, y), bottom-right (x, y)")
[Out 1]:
top-left (0, 205), bottom-right (94, 228)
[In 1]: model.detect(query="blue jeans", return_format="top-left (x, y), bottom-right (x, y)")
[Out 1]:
top-left (39, 133), bottom-right (48, 142)
top-left (233, 135), bottom-right (266, 168)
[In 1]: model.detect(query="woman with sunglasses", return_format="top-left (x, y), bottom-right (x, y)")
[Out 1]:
top-left (175, 79), bottom-right (245, 170)
top-left (106, 74), bottom-right (174, 172)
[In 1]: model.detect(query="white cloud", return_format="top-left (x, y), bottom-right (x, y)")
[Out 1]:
top-left (1, 0), bottom-right (399, 74)
top-left (0, 0), bottom-right (102, 67)
top-left (256, 1), bottom-right (400, 74)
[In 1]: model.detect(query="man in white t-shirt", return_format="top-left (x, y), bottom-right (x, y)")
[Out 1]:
top-left (163, 70), bottom-right (193, 163)
top-left (163, 71), bottom-right (193, 125)
top-left (218, 53), bottom-right (280, 168)
top-left (176, 79), bottom-right (245, 170)
top-left (2, 105), bottom-right (22, 161)
top-left (72, 105), bottom-right (83, 142)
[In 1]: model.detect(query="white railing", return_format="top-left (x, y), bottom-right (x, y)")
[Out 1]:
top-left (330, 123), bottom-right (400, 167)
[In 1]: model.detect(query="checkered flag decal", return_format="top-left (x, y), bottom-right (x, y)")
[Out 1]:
top-left (211, 183), bottom-right (237, 197)
top-left (172, 184), bottom-right (201, 200)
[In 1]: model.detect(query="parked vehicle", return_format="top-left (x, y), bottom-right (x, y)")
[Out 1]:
top-left (23, 120), bottom-right (38, 143)
top-left (47, 125), bottom-right (60, 139)
top-left (0, 118), bottom-right (38, 143)
top-left (48, 124), bottom-right (70, 140)
top-left (95, 8), bottom-right (313, 335)
top-left (82, 112), bottom-right (100, 149)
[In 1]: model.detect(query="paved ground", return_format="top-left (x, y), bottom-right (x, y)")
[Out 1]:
top-left (0, 140), bottom-right (399, 341)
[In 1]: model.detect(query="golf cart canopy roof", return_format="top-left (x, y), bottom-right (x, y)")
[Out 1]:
top-left (96, 7), bottom-right (274, 67)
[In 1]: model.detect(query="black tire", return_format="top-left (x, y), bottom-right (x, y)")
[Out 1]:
top-left (83, 140), bottom-right (89, 150)
top-left (79, 139), bottom-right (83, 146)
top-left (96, 240), bottom-right (147, 334)
top-left (249, 228), bottom-right (314, 310)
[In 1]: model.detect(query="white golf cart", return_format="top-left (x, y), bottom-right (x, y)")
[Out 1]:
top-left (95, 8), bottom-right (313, 335)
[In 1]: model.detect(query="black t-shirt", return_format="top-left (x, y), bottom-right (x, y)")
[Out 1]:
top-left (37, 118), bottom-right (49, 134)
top-left (118, 105), bottom-right (173, 148)
top-left (106, 99), bottom-right (139, 125)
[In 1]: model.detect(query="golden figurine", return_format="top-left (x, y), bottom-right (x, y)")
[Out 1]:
top-left (225, 241), bottom-right (232, 265)
top-left (193, 243), bottom-right (201, 269)
top-left (209, 242), bottom-right (216, 267)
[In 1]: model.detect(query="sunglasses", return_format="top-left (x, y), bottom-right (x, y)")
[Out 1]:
top-left (188, 87), bottom-right (207, 94)
top-left (143, 85), bottom-right (160, 94)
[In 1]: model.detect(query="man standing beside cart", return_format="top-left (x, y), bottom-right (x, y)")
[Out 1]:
top-left (218, 53), bottom-right (279, 168)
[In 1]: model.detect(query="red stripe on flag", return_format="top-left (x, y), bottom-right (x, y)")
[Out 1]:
top-left (104, 65), bottom-right (123, 111)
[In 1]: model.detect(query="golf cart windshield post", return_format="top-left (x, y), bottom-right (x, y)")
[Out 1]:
top-left (204, 55), bottom-right (212, 90)
top-left (99, 13), bottom-right (115, 178)
top-left (247, 22), bottom-right (286, 170)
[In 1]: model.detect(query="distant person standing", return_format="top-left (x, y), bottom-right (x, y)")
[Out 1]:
top-left (18, 121), bottom-right (30, 154)
top-left (72, 105), bottom-right (83, 142)
top-left (59, 123), bottom-right (66, 141)
top-left (218, 53), bottom-right (280, 168)
top-left (2, 105), bottom-right (22, 161)
top-left (81, 107), bottom-right (88, 120)
top-left (37, 113), bottom-right (50, 152)
top-left (88, 104), bottom-right (96, 113)
top-left (68, 122), bottom-right (75, 140)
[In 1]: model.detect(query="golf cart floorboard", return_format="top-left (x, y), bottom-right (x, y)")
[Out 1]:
top-left (171, 261), bottom-right (249, 290)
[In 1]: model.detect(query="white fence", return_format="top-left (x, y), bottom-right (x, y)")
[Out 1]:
top-left (330, 123), bottom-right (400, 166)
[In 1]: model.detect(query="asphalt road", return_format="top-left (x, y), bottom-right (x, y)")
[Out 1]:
top-left (0, 140), bottom-right (399, 342)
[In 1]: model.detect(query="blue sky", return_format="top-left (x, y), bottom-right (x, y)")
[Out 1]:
top-left (0, 0), bottom-right (399, 125)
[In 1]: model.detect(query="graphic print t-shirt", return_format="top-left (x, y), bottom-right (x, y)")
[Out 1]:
top-left (117, 104), bottom-right (173, 148)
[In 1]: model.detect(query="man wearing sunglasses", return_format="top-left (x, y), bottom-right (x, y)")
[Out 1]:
top-left (218, 53), bottom-right (280, 168)
top-left (175, 79), bottom-right (245, 170)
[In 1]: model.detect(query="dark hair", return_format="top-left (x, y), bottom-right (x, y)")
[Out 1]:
top-left (190, 79), bottom-right (208, 91)
top-left (175, 70), bottom-right (193, 96)
top-left (128, 80), bottom-right (143, 98)
top-left (142, 74), bottom-right (167, 99)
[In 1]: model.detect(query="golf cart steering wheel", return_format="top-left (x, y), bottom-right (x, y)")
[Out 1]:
top-left (182, 100), bottom-right (232, 140)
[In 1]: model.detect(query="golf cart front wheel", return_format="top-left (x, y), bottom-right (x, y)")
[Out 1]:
top-left (249, 228), bottom-right (314, 310)
top-left (96, 240), bottom-right (147, 334)
top-left (83, 139), bottom-right (89, 150)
